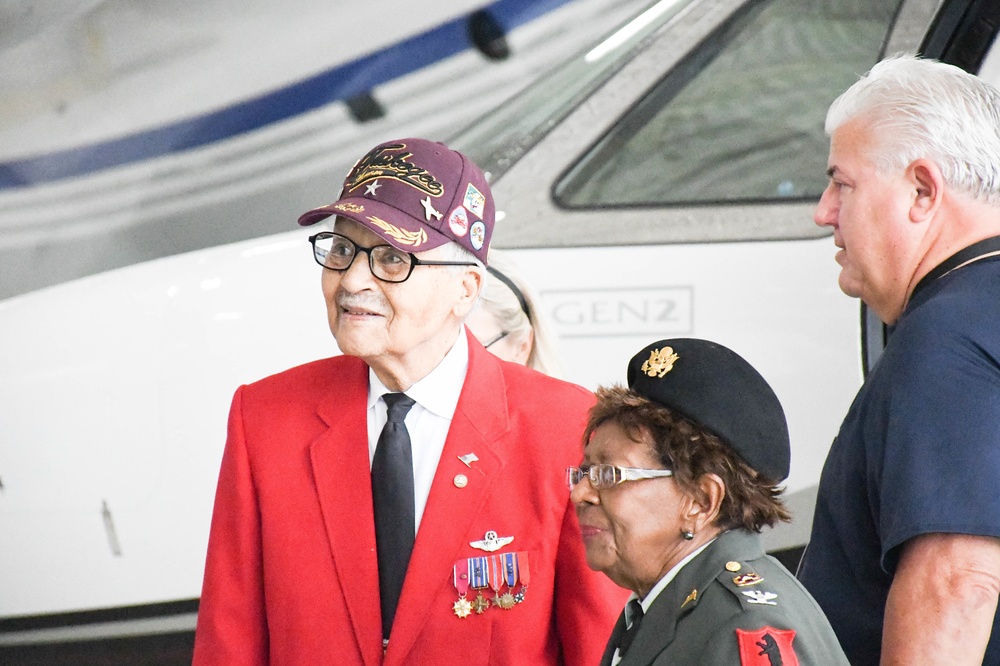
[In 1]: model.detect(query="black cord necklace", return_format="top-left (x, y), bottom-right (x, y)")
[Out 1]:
top-left (910, 235), bottom-right (1000, 302)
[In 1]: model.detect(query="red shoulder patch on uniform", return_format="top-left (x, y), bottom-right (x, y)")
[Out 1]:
top-left (736, 627), bottom-right (799, 666)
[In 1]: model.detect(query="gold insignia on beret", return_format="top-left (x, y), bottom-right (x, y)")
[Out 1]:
top-left (725, 561), bottom-right (742, 572)
top-left (733, 573), bottom-right (763, 587)
top-left (641, 347), bottom-right (679, 378)
top-left (681, 588), bottom-right (698, 608)
top-left (333, 202), bottom-right (365, 213)
top-left (367, 216), bottom-right (428, 247)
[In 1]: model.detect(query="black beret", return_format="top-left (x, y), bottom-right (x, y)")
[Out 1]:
top-left (626, 338), bottom-right (790, 482)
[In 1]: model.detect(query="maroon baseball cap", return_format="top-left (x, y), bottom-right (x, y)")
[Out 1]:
top-left (298, 138), bottom-right (495, 265)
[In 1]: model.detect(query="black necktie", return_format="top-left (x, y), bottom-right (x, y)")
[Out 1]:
top-left (618, 599), bottom-right (644, 658)
top-left (371, 392), bottom-right (417, 643)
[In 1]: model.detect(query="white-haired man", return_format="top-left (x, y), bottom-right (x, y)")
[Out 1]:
top-left (799, 55), bottom-right (1000, 665)
top-left (193, 138), bottom-right (626, 665)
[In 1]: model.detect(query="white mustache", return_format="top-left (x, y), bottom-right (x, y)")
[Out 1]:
top-left (336, 292), bottom-right (389, 316)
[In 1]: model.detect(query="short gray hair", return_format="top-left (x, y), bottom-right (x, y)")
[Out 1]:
top-left (435, 241), bottom-right (485, 309)
top-left (435, 241), bottom-right (485, 272)
top-left (826, 54), bottom-right (1000, 205)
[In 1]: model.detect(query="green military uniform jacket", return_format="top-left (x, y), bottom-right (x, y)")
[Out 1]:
top-left (600, 530), bottom-right (848, 666)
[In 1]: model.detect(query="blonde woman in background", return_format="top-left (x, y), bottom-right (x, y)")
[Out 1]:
top-left (465, 250), bottom-right (562, 377)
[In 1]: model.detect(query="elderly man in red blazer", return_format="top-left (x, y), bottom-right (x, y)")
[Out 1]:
top-left (192, 138), bottom-right (626, 665)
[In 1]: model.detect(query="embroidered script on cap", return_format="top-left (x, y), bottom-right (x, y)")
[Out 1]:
top-left (334, 202), bottom-right (365, 214)
top-left (344, 142), bottom-right (444, 197)
top-left (642, 347), bottom-right (680, 378)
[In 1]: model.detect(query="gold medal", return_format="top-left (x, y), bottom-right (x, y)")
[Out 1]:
top-left (496, 592), bottom-right (517, 610)
top-left (472, 592), bottom-right (491, 614)
top-left (453, 597), bottom-right (472, 618)
top-left (453, 559), bottom-right (472, 618)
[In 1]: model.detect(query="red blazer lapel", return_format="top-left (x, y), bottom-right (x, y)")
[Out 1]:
top-left (310, 361), bottom-right (383, 666)
top-left (385, 332), bottom-right (510, 664)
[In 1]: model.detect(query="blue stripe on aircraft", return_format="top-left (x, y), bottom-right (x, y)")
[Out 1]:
top-left (0, 0), bottom-right (570, 190)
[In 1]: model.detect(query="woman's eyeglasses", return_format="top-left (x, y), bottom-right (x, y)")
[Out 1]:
top-left (566, 464), bottom-right (673, 491)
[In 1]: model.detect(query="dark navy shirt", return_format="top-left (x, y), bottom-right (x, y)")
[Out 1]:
top-left (799, 244), bottom-right (1000, 666)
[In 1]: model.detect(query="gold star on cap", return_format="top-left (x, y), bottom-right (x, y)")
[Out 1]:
top-left (641, 347), bottom-right (680, 378)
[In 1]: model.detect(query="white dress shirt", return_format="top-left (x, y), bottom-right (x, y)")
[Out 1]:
top-left (367, 330), bottom-right (469, 532)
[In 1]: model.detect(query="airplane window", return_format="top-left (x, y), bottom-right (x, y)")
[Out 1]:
top-left (452, 0), bottom-right (697, 181)
top-left (554, 0), bottom-right (904, 206)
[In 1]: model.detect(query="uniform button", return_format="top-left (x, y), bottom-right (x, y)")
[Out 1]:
top-left (454, 474), bottom-right (468, 488)
top-left (726, 561), bottom-right (741, 572)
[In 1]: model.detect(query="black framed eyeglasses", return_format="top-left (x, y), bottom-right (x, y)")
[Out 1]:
top-left (309, 231), bottom-right (477, 283)
top-left (566, 464), bottom-right (674, 491)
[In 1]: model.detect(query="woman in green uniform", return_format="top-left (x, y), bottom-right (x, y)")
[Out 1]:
top-left (570, 338), bottom-right (848, 666)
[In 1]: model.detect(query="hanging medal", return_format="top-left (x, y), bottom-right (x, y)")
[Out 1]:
top-left (452, 558), bottom-right (472, 618)
top-left (514, 552), bottom-right (529, 604)
top-left (496, 551), bottom-right (519, 609)
top-left (470, 556), bottom-right (492, 614)
top-left (489, 554), bottom-right (511, 609)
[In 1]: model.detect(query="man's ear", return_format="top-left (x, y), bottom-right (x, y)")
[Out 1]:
top-left (908, 158), bottom-right (944, 223)
top-left (453, 267), bottom-right (484, 318)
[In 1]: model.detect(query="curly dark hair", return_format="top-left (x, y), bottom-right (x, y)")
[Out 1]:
top-left (584, 385), bottom-right (790, 532)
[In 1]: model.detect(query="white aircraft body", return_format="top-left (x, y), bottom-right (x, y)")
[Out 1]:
top-left (2, 0), bottom-right (1000, 661)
